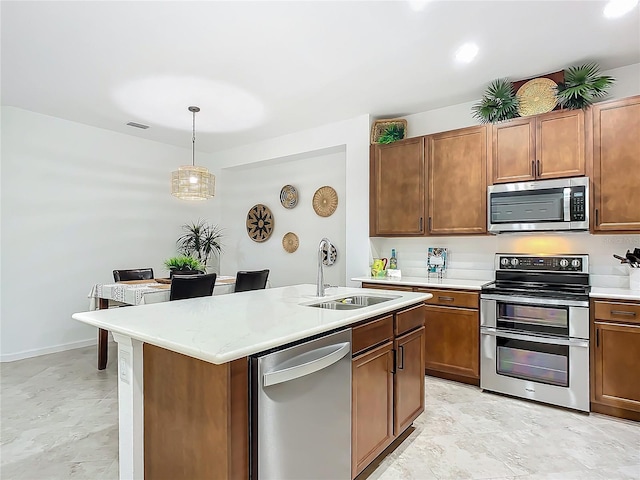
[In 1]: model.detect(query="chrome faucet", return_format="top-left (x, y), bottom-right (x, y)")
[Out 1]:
top-left (317, 237), bottom-right (333, 297)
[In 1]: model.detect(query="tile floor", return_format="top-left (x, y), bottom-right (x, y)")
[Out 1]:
top-left (1, 344), bottom-right (639, 479)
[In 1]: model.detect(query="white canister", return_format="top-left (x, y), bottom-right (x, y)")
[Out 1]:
top-left (630, 268), bottom-right (640, 291)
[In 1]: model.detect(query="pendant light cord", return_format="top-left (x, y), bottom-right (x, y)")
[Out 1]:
top-left (191, 109), bottom-right (196, 167)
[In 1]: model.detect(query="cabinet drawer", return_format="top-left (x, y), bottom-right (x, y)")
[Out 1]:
top-left (415, 288), bottom-right (479, 309)
top-left (362, 282), bottom-right (414, 292)
top-left (594, 301), bottom-right (640, 325)
top-left (395, 304), bottom-right (426, 336)
top-left (352, 315), bottom-right (394, 356)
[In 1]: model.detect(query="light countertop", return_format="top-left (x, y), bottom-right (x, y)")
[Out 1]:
top-left (352, 275), bottom-right (491, 291)
top-left (73, 284), bottom-right (431, 365)
top-left (590, 287), bottom-right (640, 301)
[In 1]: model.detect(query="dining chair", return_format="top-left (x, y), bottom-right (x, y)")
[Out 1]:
top-left (170, 273), bottom-right (217, 301)
top-left (113, 268), bottom-right (154, 282)
top-left (169, 269), bottom-right (205, 278)
top-left (234, 269), bottom-right (270, 293)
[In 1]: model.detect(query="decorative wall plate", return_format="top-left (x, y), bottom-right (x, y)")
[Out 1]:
top-left (322, 244), bottom-right (337, 266)
top-left (516, 78), bottom-right (558, 117)
top-left (312, 186), bottom-right (338, 217)
top-left (282, 232), bottom-right (299, 253)
top-left (280, 185), bottom-right (298, 209)
top-left (246, 204), bottom-right (274, 243)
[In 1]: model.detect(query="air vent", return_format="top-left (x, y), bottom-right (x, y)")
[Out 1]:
top-left (126, 122), bottom-right (149, 129)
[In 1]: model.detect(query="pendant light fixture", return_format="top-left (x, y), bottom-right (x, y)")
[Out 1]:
top-left (171, 106), bottom-right (215, 200)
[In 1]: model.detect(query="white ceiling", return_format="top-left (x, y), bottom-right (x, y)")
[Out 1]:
top-left (2, 1), bottom-right (639, 153)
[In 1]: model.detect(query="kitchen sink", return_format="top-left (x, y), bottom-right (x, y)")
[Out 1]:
top-left (306, 295), bottom-right (400, 310)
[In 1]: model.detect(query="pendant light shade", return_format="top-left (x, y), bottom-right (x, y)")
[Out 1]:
top-left (171, 106), bottom-right (215, 200)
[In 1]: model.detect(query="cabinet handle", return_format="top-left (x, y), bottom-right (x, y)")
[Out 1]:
top-left (610, 310), bottom-right (636, 316)
top-left (596, 328), bottom-right (599, 347)
top-left (531, 160), bottom-right (535, 176)
top-left (419, 217), bottom-right (423, 231)
top-left (428, 217), bottom-right (432, 232)
top-left (398, 345), bottom-right (404, 370)
top-left (438, 296), bottom-right (455, 302)
top-left (391, 349), bottom-right (396, 374)
top-left (537, 160), bottom-right (541, 176)
top-left (595, 208), bottom-right (599, 226)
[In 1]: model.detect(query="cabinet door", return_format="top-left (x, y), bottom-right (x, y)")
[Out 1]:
top-left (592, 96), bottom-right (640, 232)
top-left (424, 305), bottom-right (479, 381)
top-left (427, 126), bottom-right (487, 234)
top-left (370, 138), bottom-right (425, 236)
top-left (593, 321), bottom-right (640, 412)
top-left (394, 327), bottom-right (425, 436)
top-left (536, 109), bottom-right (585, 180)
top-left (352, 342), bottom-right (394, 478)
top-left (492, 117), bottom-right (536, 184)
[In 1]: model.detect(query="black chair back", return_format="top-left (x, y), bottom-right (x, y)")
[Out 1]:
top-left (169, 269), bottom-right (205, 278)
top-left (234, 269), bottom-right (269, 293)
top-left (113, 268), bottom-right (154, 282)
top-left (170, 273), bottom-right (217, 301)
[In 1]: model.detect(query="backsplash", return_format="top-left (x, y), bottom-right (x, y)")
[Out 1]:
top-left (370, 233), bottom-right (640, 288)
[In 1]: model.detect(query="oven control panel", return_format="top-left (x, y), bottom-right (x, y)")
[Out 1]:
top-left (497, 255), bottom-right (588, 272)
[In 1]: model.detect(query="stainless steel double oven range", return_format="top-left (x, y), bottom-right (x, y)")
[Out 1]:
top-left (480, 254), bottom-right (590, 412)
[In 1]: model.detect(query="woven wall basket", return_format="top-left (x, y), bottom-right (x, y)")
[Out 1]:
top-left (370, 118), bottom-right (408, 144)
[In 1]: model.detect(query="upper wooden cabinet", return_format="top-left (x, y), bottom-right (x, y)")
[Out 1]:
top-left (426, 125), bottom-right (488, 234)
top-left (491, 109), bottom-right (585, 184)
top-left (370, 138), bottom-right (425, 236)
top-left (591, 96), bottom-right (640, 232)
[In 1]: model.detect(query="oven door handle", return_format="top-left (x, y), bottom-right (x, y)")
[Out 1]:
top-left (480, 294), bottom-right (589, 308)
top-left (480, 327), bottom-right (589, 348)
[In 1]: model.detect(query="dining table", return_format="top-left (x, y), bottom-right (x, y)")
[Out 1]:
top-left (89, 276), bottom-right (236, 370)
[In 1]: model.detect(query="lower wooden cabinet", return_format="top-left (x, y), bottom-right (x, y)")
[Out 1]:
top-left (423, 305), bottom-right (479, 384)
top-left (591, 299), bottom-right (640, 420)
top-left (351, 305), bottom-right (426, 478)
top-left (352, 342), bottom-right (394, 478)
top-left (416, 288), bottom-right (480, 385)
top-left (394, 327), bottom-right (425, 435)
top-left (361, 282), bottom-right (414, 292)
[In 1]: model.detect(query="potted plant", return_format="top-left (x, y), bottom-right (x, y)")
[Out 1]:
top-left (555, 62), bottom-right (615, 110)
top-left (176, 220), bottom-right (223, 271)
top-left (164, 255), bottom-right (204, 277)
top-left (472, 78), bottom-right (520, 124)
top-left (377, 123), bottom-right (406, 144)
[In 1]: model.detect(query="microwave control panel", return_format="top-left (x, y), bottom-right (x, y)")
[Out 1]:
top-left (570, 187), bottom-right (586, 221)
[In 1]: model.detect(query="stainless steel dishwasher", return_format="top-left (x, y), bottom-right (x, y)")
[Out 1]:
top-left (250, 329), bottom-right (352, 479)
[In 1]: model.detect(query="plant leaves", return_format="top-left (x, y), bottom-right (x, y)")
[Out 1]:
top-left (556, 63), bottom-right (615, 109)
top-left (176, 219), bottom-right (223, 267)
top-left (472, 78), bottom-right (519, 123)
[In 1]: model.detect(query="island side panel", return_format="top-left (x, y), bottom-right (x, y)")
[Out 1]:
top-left (143, 344), bottom-right (249, 480)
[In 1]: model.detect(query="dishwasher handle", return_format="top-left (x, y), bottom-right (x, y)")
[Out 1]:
top-left (263, 342), bottom-right (350, 387)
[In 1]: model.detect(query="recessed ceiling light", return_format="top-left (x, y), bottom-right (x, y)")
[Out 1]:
top-left (455, 43), bottom-right (479, 63)
top-left (603, 0), bottom-right (638, 18)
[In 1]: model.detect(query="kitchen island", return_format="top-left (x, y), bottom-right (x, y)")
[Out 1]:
top-left (73, 284), bottom-right (431, 480)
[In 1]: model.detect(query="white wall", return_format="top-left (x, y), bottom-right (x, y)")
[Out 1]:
top-left (0, 107), bottom-right (217, 361)
top-left (221, 147), bottom-right (346, 288)
top-left (209, 114), bottom-right (371, 288)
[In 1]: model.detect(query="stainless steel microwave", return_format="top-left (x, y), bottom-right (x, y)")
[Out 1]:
top-left (488, 177), bottom-right (589, 233)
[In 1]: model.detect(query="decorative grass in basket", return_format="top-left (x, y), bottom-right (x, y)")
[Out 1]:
top-left (371, 118), bottom-right (407, 144)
